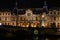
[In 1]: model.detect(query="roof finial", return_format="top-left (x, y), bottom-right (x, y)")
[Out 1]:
top-left (44, 1), bottom-right (47, 6)
top-left (15, 1), bottom-right (18, 8)
top-left (43, 0), bottom-right (48, 13)
top-left (43, 0), bottom-right (48, 9)
top-left (13, 0), bottom-right (18, 12)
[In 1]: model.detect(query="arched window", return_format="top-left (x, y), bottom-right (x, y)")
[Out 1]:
top-left (12, 17), bottom-right (15, 21)
top-left (5, 22), bottom-right (7, 25)
top-left (54, 17), bottom-right (56, 20)
top-left (20, 17), bottom-right (22, 20)
top-left (8, 23), bottom-right (9, 25)
top-left (5, 17), bottom-right (7, 21)
top-left (6, 13), bottom-right (7, 15)
top-left (3, 13), bottom-right (4, 15)
top-left (58, 12), bottom-right (59, 14)
top-left (54, 12), bottom-right (56, 14)
top-left (13, 22), bottom-right (14, 25)
top-left (50, 12), bottom-right (52, 14)
top-left (57, 23), bottom-right (59, 28)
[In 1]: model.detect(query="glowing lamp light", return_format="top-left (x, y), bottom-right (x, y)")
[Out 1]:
top-left (42, 15), bottom-right (45, 18)
top-left (26, 25), bottom-right (29, 27)
top-left (42, 24), bottom-right (45, 27)
top-left (42, 22), bottom-right (45, 27)
top-left (34, 25), bottom-right (36, 27)
top-left (42, 20), bottom-right (45, 27)
top-left (0, 23), bottom-right (2, 26)
top-left (31, 24), bottom-right (34, 27)
top-left (58, 29), bottom-right (60, 31)
top-left (45, 38), bottom-right (49, 40)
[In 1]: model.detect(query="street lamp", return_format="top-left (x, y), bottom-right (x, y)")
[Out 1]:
top-left (0, 23), bottom-right (2, 28)
top-left (41, 14), bottom-right (45, 27)
top-left (0, 23), bottom-right (2, 26)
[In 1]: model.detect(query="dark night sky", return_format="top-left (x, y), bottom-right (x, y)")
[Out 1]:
top-left (0, 0), bottom-right (60, 9)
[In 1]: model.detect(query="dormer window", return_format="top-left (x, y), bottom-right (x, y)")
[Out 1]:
top-left (27, 13), bottom-right (31, 16)
top-left (25, 9), bottom-right (33, 16)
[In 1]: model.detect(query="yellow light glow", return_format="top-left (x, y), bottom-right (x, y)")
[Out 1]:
top-left (18, 23), bottom-right (20, 26)
top-left (20, 23), bottom-right (25, 27)
top-left (42, 22), bottom-right (45, 27)
top-left (26, 23), bottom-right (29, 27)
top-left (0, 23), bottom-right (2, 25)
top-left (26, 25), bottom-right (29, 27)
top-left (22, 25), bottom-right (25, 27)
top-left (42, 15), bottom-right (45, 18)
top-left (31, 23), bottom-right (37, 27)
top-left (31, 23), bottom-right (34, 27)
top-left (34, 25), bottom-right (36, 27)
top-left (42, 24), bottom-right (45, 27)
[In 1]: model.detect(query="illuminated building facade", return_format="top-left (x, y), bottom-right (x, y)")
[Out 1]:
top-left (0, 1), bottom-right (60, 28)
top-left (0, 9), bottom-right (41, 28)
top-left (0, 9), bottom-right (60, 28)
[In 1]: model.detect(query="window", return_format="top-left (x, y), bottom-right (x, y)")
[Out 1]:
top-left (27, 13), bottom-right (31, 16)
top-left (8, 23), bottom-right (9, 25)
top-left (8, 13), bottom-right (9, 15)
top-left (3, 13), bottom-right (4, 15)
top-left (20, 17), bottom-right (22, 20)
top-left (8, 13), bottom-right (11, 15)
top-left (6, 13), bottom-right (7, 15)
top-left (13, 22), bottom-right (14, 25)
top-left (5, 17), bottom-right (7, 21)
top-left (24, 17), bottom-right (25, 20)
top-left (54, 17), bottom-right (56, 20)
top-left (54, 12), bottom-right (56, 14)
top-left (5, 23), bottom-right (7, 25)
top-left (36, 17), bottom-right (37, 20)
top-left (12, 17), bottom-right (15, 21)
top-left (0, 17), bottom-right (1, 21)
top-left (50, 12), bottom-right (52, 14)
top-left (58, 12), bottom-right (59, 14)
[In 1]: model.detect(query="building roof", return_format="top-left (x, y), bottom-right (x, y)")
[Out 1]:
top-left (49, 7), bottom-right (60, 11)
top-left (0, 8), bottom-right (11, 12)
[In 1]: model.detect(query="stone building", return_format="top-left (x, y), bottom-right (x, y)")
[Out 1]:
top-left (0, 8), bottom-right (60, 28)
top-left (0, 1), bottom-right (60, 28)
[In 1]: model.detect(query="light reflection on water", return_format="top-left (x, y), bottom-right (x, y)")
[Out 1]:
top-left (1, 33), bottom-right (60, 40)
top-left (45, 38), bottom-right (49, 40)
top-left (24, 36), bottom-right (60, 40)
top-left (34, 36), bottom-right (38, 40)
top-left (0, 33), bottom-right (60, 40)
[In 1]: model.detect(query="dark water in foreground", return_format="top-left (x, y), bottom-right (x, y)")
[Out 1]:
top-left (0, 35), bottom-right (60, 40)
top-left (0, 32), bottom-right (60, 40)
top-left (0, 28), bottom-right (60, 40)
